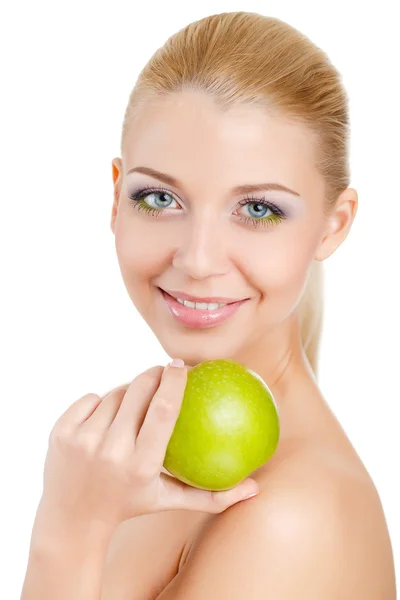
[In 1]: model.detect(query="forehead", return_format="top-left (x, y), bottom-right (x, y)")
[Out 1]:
top-left (123, 90), bottom-right (323, 198)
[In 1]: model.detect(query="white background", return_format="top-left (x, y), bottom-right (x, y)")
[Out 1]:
top-left (1, 1), bottom-right (399, 597)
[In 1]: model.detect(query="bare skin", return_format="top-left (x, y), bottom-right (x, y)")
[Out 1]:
top-left (20, 92), bottom-right (394, 600)
top-left (111, 90), bottom-right (356, 382)
top-left (101, 90), bottom-right (395, 597)
top-left (101, 363), bottom-right (395, 598)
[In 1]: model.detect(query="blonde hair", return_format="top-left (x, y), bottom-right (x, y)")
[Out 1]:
top-left (120, 12), bottom-right (351, 380)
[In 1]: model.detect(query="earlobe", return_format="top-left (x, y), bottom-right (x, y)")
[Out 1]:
top-left (314, 187), bottom-right (358, 261)
top-left (110, 197), bottom-right (119, 234)
top-left (110, 197), bottom-right (117, 235)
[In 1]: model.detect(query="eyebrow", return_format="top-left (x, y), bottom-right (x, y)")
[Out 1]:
top-left (126, 166), bottom-right (301, 197)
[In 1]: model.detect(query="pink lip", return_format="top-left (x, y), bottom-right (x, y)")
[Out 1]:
top-left (158, 288), bottom-right (249, 329)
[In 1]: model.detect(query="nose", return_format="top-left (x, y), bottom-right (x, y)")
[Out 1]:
top-left (172, 214), bottom-right (230, 280)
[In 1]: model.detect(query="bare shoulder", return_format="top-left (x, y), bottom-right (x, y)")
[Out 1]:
top-left (253, 442), bottom-right (396, 596)
top-left (158, 441), bottom-right (396, 599)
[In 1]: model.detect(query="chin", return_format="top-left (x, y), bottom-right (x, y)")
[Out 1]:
top-left (160, 342), bottom-right (236, 367)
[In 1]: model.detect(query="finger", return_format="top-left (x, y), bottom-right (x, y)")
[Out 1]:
top-left (158, 473), bottom-right (259, 513)
top-left (135, 362), bottom-right (188, 474)
top-left (80, 388), bottom-right (126, 433)
top-left (93, 368), bottom-right (162, 432)
top-left (51, 393), bottom-right (103, 436)
top-left (105, 366), bottom-right (164, 446)
top-left (100, 383), bottom-right (130, 397)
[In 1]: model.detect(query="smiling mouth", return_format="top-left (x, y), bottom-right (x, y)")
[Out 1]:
top-left (158, 287), bottom-right (247, 306)
top-left (157, 286), bottom-right (250, 329)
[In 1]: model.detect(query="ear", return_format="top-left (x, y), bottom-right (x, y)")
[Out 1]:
top-left (111, 157), bottom-right (123, 235)
top-left (314, 187), bottom-right (358, 261)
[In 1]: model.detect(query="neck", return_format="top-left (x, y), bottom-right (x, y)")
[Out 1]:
top-left (231, 310), bottom-right (324, 441)
top-left (236, 310), bottom-right (313, 391)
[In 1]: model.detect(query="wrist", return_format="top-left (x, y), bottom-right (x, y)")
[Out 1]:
top-left (30, 501), bottom-right (115, 554)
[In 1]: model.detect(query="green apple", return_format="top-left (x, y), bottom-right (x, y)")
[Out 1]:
top-left (163, 358), bottom-right (280, 491)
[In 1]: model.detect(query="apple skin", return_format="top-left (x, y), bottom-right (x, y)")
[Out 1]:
top-left (163, 358), bottom-right (280, 491)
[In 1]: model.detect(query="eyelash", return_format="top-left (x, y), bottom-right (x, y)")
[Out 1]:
top-left (127, 185), bottom-right (287, 229)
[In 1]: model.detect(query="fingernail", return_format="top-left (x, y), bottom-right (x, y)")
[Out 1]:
top-left (242, 482), bottom-right (259, 500)
top-left (244, 491), bottom-right (258, 499)
top-left (168, 358), bottom-right (185, 368)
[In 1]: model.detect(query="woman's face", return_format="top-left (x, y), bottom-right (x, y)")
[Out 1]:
top-left (111, 91), bottom-right (336, 367)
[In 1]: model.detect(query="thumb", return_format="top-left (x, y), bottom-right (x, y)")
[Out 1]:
top-left (210, 478), bottom-right (260, 510)
top-left (159, 474), bottom-right (259, 513)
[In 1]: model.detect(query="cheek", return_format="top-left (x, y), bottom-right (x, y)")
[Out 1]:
top-left (249, 226), bottom-right (318, 300)
top-left (114, 218), bottom-right (164, 281)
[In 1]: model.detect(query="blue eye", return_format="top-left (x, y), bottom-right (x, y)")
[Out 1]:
top-left (236, 196), bottom-right (286, 229)
top-left (128, 185), bottom-right (287, 229)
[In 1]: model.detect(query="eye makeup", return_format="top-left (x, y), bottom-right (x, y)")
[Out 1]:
top-left (127, 184), bottom-right (289, 230)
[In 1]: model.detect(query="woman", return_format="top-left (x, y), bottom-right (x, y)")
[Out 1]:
top-left (21, 11), bottom-right (396, 599)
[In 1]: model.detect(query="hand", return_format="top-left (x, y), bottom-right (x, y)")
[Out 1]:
top-left (40, 361), bottom-right (259, 530)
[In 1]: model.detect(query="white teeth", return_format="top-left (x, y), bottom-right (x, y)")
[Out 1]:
top-left (194, 302), bottom-right (212, 310)
top-left (175, 297), bottom-right (227, 310)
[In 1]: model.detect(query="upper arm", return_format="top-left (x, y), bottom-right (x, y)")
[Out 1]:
top-left (156, 473), bottom-right (388, 600)
top-left (101, 511), bottom-right (191, 600)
